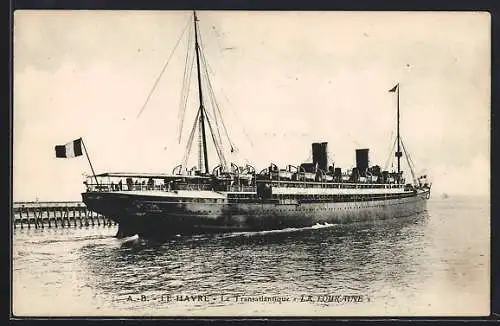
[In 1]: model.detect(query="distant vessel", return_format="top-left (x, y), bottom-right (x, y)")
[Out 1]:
top-left (441, 193), bottom-right (449, 199)
top-left (81, 11), bottom-right (432, 239)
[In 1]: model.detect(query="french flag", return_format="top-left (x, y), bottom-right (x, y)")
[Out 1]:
top-left (55, 138), bottom-right (83, 158)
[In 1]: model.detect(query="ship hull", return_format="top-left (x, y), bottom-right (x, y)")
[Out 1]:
top-left (82, 190), bottom-right (430, 239)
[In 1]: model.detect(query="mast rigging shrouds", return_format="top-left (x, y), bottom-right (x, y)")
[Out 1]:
top-left (199, 47), bottom-right (236, 155)
top-left (401, 137), bottom-right (418, 185)
top-left (193, 11), bottom-right (210, 174)
top-left (388, 83), bottom-right (420, 185)
top-left (178, 22), bottom-right (195, 144)
top-left (161, 11), bottom-right (240, 174)
top-left (136, 17), bottom-right (191, 119)
top-left (182, 11), bottom-right (236, 173)
top-left (181, 109), bottom-right (201, 173)
top-left (384, 136), bottom-right (397, 171)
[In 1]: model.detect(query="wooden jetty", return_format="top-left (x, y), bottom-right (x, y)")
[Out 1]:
top-left (12, 201), bottom-right (117, 229)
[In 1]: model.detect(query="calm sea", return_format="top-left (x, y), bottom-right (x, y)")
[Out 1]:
top-left (12, 195), bottom-right (490, 317)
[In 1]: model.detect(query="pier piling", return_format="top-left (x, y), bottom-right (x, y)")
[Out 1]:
top-left (13, 201), bottom-right (116, 230)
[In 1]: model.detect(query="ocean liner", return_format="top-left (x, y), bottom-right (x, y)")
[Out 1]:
top-left (81, 11), bottom-right (432, 239)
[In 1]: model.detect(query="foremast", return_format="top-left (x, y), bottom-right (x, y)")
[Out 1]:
top-left (395, 83), bottom-right (402, 175)
top-left (193, 11), bottom-right (210, 174)
top-left (389, 83), bottom-right (403, 183)
top-left (389, 83), bottom-right (423, 187)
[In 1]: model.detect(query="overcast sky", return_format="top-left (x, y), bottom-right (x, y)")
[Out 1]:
top-left (13, 11), bottom-right (490, 201)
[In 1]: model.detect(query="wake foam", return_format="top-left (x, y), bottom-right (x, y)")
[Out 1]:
top-left (219, 222), bottom-right (337, 239)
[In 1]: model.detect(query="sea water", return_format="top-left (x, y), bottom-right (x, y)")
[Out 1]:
top-left (12, 195), bottom-right (490, 317)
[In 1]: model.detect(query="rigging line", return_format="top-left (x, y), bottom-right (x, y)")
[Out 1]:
top-left (403, 138), bottom-right (418, 171)
top-left (384, 132), bottom-right (395, 168)
top-left (178, 22), bottom-right (195, 142)
top-left (401, 140), bottom-right (417, 181)
top-left (384, 137), bottom-right (397, 171)
top-left (201, 53), bottom-right (236, 152)
top-left (181, 108), bottom-right (201, 172)
top-left (204, 109), bottom-right (228, 170)
top-left (136, 17), bottom-right (191, 119)
top-left (198, 77), bottom-right (228, 167)
top-left (198, 19), bottom-right (252, 163)
top-left (204, 71), bottom-right (224, 150)
top-left (197, 58), bottom-right (219, 131)
top-left (199, 102), bottom-right (224, 164)
top-left (198, 20), bottom-right (254, 158)
top-left (401, 137), bottom-right (418, 176)
top-left (399, 137), bottom-right (414, 168)
top-left (197, 33), bottom-right (237, 150)
top-left (200, 53), bottom-right (227, 151)
top-left (400, 139), bottom-right (417, 184)
top-left (208, 77), bottom-right (235, 151)
top-left (197, 23), bottom-right (216, 78)
top-left (203, 101), bottom-right (227, 166)
top-left (198, 120), bottom-right (203, 171)
top-left (186, 114), bottom-right (199, 167)
top-left (208, 91), bottom-right (226, 154)
top-left (178, 53), bottom-right (196, 143)
top-left (178, 22), bottom-right (193, 121)
top-left (384, 139), bottom-right (394, 170)
top-left (197, 73), bottom-right (218, 138)
top-left (221, 90), bottom-right (255, 149)
top-left (387, 131), bottom-right (395, 156)
top-left (179, 59), bottom-right (194, 144)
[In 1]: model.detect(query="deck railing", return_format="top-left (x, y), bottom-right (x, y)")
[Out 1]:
top-left (85, 183), bottom-right (251, 192)
top-left (84, 181), bottom-right (407, 193)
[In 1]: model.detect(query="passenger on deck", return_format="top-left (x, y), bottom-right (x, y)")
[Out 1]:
top-left (126, 178), bottom-right (133, 190)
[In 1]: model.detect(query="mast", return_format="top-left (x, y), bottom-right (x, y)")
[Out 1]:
top-left (193, 11), bottom-right (209, 174)
top-left (396, 83), bottom-right (401, 176)
top-left (389, 83), bottom-right (402, 181)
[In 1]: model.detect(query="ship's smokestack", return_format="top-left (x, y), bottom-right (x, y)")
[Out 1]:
top-left (312, 142), bottom-right (328, 172)
top-left (355, 148), bottom-right (369, 176)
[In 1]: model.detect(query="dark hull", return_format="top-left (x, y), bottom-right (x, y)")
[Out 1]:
top-left (82, 190), bottom-right (430, 239)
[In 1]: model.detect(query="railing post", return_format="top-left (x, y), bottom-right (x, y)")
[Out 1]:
top-left (39, 208), bottom-right (44, 229)
top-left (79, 206), bottom-right (83, 227)
top-left (25, 206), bottom-right (30, 229)
top-left (47, 206), bottom-right (51, 228)
top-left (52, 208), bottom-right (57, 228)
top-left (84, 208), bottom-right (89, 227)
top-left (65, 206), bottom-right (70, 227)
top-left (33, 208), bottom-right (38, 229)
top-left (60, 208), bottom-right (65, 228)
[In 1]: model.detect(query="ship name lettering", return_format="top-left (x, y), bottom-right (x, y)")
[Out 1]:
top-left (316, 295), bottom-right (363, 303)
top-left (317, 295), bottom-right (342, 302)
top-left (344, 295), bottom-right (363, 303)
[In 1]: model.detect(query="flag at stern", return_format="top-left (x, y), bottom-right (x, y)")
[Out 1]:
top-left (55, 138), bottom-right (83, 158)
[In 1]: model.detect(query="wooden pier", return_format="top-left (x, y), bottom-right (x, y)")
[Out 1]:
top-left (12, 201), bottom-right (117, 229)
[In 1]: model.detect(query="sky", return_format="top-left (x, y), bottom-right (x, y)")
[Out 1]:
top-left (13, 10), bottom-right (490, 201)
